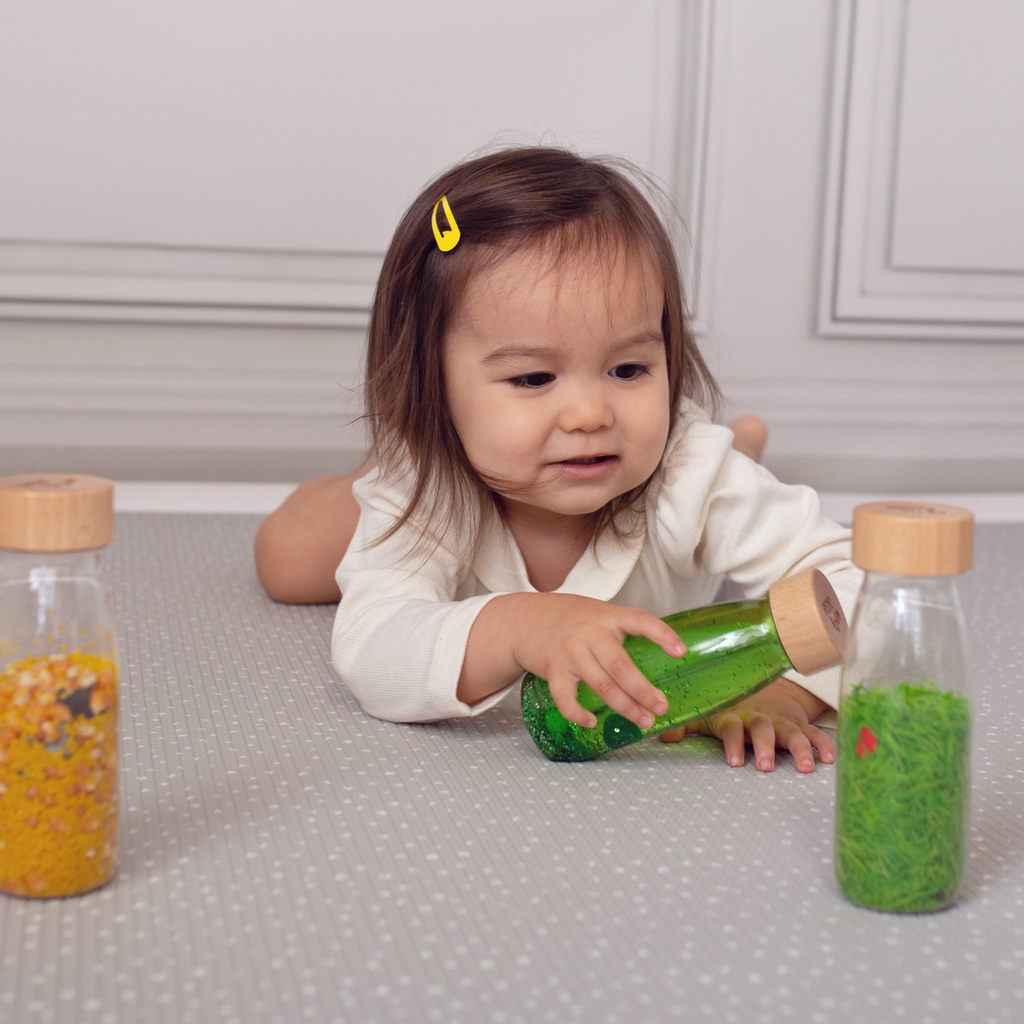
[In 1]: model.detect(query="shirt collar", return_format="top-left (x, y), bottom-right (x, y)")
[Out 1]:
top-left (471, 507), bottom-right (646, 601)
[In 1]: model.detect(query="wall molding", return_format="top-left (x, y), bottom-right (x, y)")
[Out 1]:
top-left (0, 3), bottom-right (710, 334)
top-left (818, 0), bottom-right (1024, 341)
top-left (0, 2), bottom-right (711, 481)
top-left (723, 371), bottom-right (1024, 490)
top-left (0, 445), bottom-right (366, 483)
top-left (723, 374), bottom-right (1024, 432)
top-left (667, 0), bottom-right (719, 332)
top-left (0, 361), bottom-right (361, 418)
top-left (0, 241), bottom-right (378, 327)
top-left (0, 3), bottom-right (696, 333)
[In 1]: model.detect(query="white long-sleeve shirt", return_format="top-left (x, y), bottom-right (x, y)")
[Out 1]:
top-left (332, 403), bottom-right (862, 724)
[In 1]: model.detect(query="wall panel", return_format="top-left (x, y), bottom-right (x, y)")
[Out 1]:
top-left (698, 0), bottom-right (1024, 490)
top-left (0, 0), bottom-right (671, 326)
top-left (818, 0), bottom-right (1024, 340)
top-left (4, 0), bottom-right (1024, 489)
top-left (0, 0), bottom-right (684, 479)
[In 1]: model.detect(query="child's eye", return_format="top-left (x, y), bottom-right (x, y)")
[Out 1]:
top-left (508, 372), bottom-right (555, 389)
top-left (610, 363), bottom-right (651, 381)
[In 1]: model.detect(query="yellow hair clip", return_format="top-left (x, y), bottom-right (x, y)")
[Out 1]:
top-left (431, 195), bottom-right (461, 252)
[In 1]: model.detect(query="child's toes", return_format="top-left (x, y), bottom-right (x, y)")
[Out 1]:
top-left (728, 415), bottom-right (768, 462)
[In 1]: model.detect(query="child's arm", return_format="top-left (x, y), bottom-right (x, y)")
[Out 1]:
top-left (459, 592), bottom-right (686, 729)
top-left (333, 470), bottom-right (687, 726)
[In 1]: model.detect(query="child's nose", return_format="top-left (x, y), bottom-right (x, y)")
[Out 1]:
top-left (559, 387), bottom-right (614, 432)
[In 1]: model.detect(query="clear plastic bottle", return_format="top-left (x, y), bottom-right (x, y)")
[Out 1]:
top-left (834, 501), bottom-right (973, 912)
top-left (523, 568), bottom-right (848, 761)
top-left (0, 475), bottom-right (120, 898)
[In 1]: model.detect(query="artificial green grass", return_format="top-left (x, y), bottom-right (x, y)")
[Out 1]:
top-left (835, 681), bottom-right (971, 912)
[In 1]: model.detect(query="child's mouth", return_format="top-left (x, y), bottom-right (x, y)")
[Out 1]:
top-left (551, 455), bottom-right (618, 478)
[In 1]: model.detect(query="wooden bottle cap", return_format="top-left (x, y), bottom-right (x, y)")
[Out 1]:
top-left (0, 474), bottom-right (114, 552)
top-left (851, 501), bottom-right (973, 576)
top-left (767, 568), bottom-right (848, 676)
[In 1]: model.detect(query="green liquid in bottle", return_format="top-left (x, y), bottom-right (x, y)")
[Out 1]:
top-left (521, 599), bottom-right (793, 762)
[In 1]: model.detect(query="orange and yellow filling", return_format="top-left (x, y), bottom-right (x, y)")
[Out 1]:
top-left (0, 652), bottom-right (118, 897)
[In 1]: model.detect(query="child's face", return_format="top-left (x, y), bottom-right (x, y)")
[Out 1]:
top-left (443, 245), bottom-right (671, 523)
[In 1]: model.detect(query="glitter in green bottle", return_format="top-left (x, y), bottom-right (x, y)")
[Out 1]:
top-left (835, 681), bottom-right (971, 912)
top-left (522, 569), bottom-right (847, 762)
top-left (522, 599), bottom-right (790, 761)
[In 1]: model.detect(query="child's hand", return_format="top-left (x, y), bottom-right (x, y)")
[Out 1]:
top-left (461, 592), bottom-right (685, 730)
top-left (511, 594), bottom-right (686, 730)
top-left (658, 677), bottom-right (834, 774)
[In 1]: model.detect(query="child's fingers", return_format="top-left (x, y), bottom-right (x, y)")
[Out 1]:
top-left (546, 655), bottom-right (660, 732)
top-left (746, 713), bottom-right (777, 772)
top-left (577, 653), bottom-right (662, 730)
top-left (803, 722), bottom-right (835, 764)
top-left (594, 642), bottom-right (669, 717)
top-left (773, 719), bottom-right (816, 773)
top-left (622, 610), bottom-right (687, 659)
top-left (714, 712), bottom-right (747, 767)
top-left (546, 673), bottom-right (598, 729)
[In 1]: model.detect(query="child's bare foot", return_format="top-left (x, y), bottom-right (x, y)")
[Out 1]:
top-left (728, 415), bottom-right (768, 463)
top-left (254, 464), bottom-right (372, 603)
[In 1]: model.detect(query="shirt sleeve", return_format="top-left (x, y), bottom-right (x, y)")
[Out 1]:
top-left (650, 412), bottom-right (862, 711)
top-left (331, 469), bottom-right (514, 723)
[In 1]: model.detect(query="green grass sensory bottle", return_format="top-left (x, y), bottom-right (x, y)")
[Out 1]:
top-left (522, 567), bottom-right (848, 762)
top-left (835, 502), bottom-right (974, 912)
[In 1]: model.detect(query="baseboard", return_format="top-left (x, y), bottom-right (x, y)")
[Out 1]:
top-left (764, 456), bottom-right (1024, 493)
top-left (6, 447), bottom-right (1022, 492)
top-left (0, 446), bottom-right (367, 483)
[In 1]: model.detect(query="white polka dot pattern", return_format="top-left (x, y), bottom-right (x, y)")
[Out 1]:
top-left (0, 515), bottom-right (1022, 1023)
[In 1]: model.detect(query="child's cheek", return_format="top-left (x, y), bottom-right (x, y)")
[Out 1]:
top-left (457, 398), bottom-right (530, 476)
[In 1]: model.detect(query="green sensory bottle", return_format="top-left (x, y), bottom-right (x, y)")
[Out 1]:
top-left (834, 502), bottom-right (973, 913)
top-left (522, 568), bottom-right (847, 761)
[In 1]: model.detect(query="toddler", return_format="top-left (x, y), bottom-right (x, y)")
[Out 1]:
top-left (255, 148), bottom-right (860, 772)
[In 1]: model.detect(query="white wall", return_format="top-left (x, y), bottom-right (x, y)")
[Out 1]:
top-left (2, 0), bottom-right (1023, 487)
top-left (701, 0), bottom-right (1024, 490)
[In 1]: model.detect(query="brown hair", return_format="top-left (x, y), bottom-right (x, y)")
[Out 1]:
top-left (363, 146), bottom-right (720, 546)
